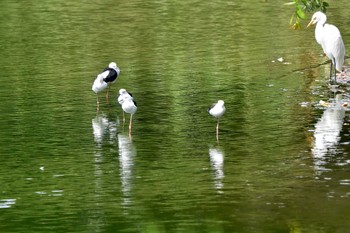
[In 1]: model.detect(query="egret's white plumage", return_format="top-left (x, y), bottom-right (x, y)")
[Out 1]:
top-left (307, 11), bottom-right (345, 82)
top-left (208, 100), bottom-right (225, 142)
top-left (92, 62), bottom-right (120, 111)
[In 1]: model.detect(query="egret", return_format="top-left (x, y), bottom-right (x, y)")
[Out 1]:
top-left (92, 62), bottom-right (120, 110)
top-left (208, 100), bottom-right (226, 142)
top-left (120, 92), bottom-right (137, 134)
top-left (307, 11), bottom-right (345, 83)
top-left (118, 88), bottom-right (134, 122)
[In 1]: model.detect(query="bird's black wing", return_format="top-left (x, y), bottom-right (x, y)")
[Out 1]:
top-left (103, 68), bottom-right (118, 83)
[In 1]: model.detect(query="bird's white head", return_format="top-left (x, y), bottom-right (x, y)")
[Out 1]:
top-left (307, 11), bottom-right (327, 28)
top-left (217, 100), bottom-right (225, 106)
top-left (109, 62), bottom-right (117, 69)
top-left (119, 88), bottom-right (127, 95)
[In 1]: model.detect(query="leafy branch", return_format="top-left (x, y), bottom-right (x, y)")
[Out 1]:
top-left (286, 0), bottom-right (329, 29)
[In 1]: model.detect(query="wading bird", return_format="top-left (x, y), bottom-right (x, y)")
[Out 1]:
top-left (92, 62), bottom-right (120, 111)
top-left (118, 89), bottom-right (133, 122)
top-left (208, 100), bottom-right (226, 142)
top-left (307, 11), bottom-right (345, 83)
top-left (120, 91), bottom-right (137, 134)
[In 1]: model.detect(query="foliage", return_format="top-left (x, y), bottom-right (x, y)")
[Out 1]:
top-left (286, 0), bottom-right (329, 29)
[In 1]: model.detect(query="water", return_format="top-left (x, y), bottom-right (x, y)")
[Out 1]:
top-left (1, 0), bottom-right (350, 232)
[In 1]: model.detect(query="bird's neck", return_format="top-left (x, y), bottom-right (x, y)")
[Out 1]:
top-left (317, 20), bottom-right (326, 28)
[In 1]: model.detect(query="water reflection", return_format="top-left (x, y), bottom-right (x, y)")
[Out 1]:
top-left (2, 0), bottom-right (350, 231)
top-left (92, 113), bottom-right (136, 213)
top-left (209, 147), bottom-right (224, 193)
top-left (0, 199), bottom-right (16, 209)
top-left (312, 94), bottom-right (346, 172)
top-left (92, 113), bottom-right (118, 147)
top-left (118, 132), bottom-right (136, 210)
top-left (91, 113), bottom-right (119, 231)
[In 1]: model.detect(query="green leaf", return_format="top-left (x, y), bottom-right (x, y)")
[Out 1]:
top-left (284, 2), bottom-right (296, 6)
top-left (296, 7), bottom-right (306, 19)
top-left (289, 13), bottom-right (295, 25)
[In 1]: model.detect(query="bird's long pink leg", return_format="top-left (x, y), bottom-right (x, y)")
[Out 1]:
top-left (96, 95), bottom-right (100, 113)
top-left (216, 119), bottom-right (220, 142)
top-left (128, 118), bottom-right (133, 141)
top-left (105, 88), bottom-right (109, 104)
top-left (129, 114), bottom-right (133, 134)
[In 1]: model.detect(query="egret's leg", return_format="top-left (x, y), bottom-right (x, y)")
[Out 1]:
top-left (329, 61), bottom-right (333, 81)
top-left (123, 111), bottom-right (126, 123)
top-left (333, 60), bottom-right (337, 83)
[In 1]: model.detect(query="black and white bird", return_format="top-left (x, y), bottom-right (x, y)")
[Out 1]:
top-left (118, 88), bottom-right (134, 122)
top-left (307, 11), bottom-right (345, 83)
top-left (118, 89), bottom-right (137, 134)
top-left (92, 62), bottom-right (120, 110)
top-left (208, 100), bottom-right (226, 142)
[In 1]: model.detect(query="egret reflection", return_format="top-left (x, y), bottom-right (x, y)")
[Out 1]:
top-left (312, 94), bottom-right (346, 172)
top-left (118, 133), bottom-right (136, 209)
top-left (209, 147), bottom-right (225, 192)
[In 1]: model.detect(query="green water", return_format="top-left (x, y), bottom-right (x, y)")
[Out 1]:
top-left (1, 1), bottom-right (350, 232)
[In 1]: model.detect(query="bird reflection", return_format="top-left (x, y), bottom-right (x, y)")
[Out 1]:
top-left (91, 113), bottom-right (119, 230)
top-left (91, 113), bottom-right (118, 191)
top-left (312, 94), bottom-right (346, 172)
top-left (209, 147), bottom-right (224, 192)
top-left (118, 132), bottom-right (136, 210)
top-left (92, 113), bottom-right (118, 147)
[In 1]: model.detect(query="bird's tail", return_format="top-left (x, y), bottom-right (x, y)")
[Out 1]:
top-left (335, 38), bottom-right (345, 72)
top-left (92, 75), bottom-right (107, 93)
top-left (336, 57), bottom-right (344, 72)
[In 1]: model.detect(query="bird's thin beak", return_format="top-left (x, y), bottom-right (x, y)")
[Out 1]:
top-left (306, 20), bottom-right (314, 28)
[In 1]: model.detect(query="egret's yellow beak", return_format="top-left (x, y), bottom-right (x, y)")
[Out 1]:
top-left (306, 20), bottom-right (314, 28)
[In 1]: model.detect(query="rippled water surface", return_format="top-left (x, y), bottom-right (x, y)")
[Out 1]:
top-left (1, 1), bottom-right (350, 232)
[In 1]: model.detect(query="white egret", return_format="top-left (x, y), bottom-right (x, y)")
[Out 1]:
top-left (92, 62), bottom-right (120, 110)
top-left (120, 91), bottom-right (137, 134)
top-left (118, 89), bottom-right (134, 122)
top-left (208, 100), bottom-right (226, 142)
top-left (307, 11), bottom-right (345, 83)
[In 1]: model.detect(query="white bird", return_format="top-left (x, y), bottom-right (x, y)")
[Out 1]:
top-left (307, 11), bottom-right (345, 83)
top-left (120, 91), bottom-right (137, 134)
top-left (92, 62), bottom-right (120, 111)
top-left (118, 89), bottom-right (134, 122)
top-left (208, 100), bottom-right (226, 142)
top-left (118, 89), bottom-right (133, 104)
